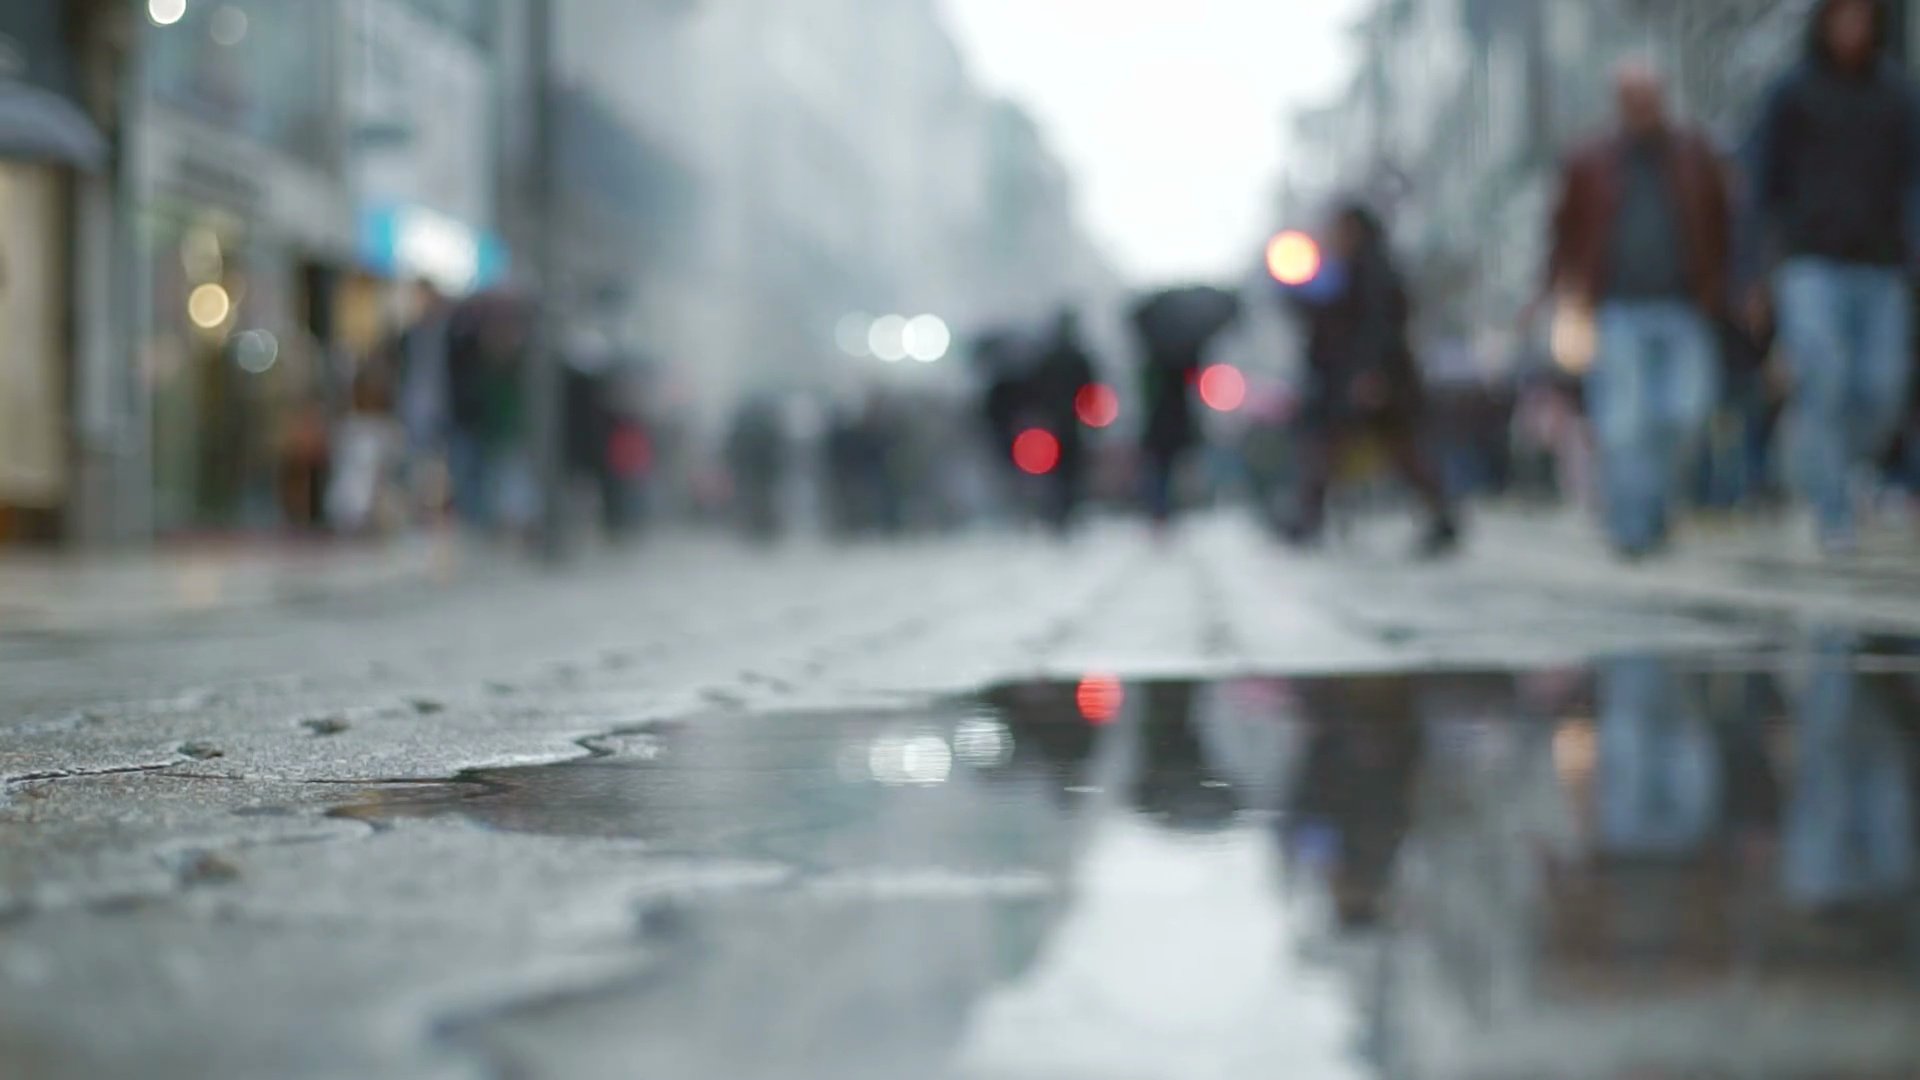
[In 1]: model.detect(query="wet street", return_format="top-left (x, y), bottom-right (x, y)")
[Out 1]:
top-left (4, 516), bottom-right (1919, 1079)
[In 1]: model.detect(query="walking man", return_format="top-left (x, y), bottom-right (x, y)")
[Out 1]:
top-left (1545, 62), bottom-right (1732, 558)
top-left (1747, 0), bottom-right (1920, 554)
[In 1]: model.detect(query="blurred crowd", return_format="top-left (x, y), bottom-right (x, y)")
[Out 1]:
top-left (293, 0), bottom-right (1920, 564)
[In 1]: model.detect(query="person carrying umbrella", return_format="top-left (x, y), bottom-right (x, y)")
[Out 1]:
top-left (1130, 284), bottom-right (1242, 525)
top-left (1030, 310), bottom-right (1099, 531)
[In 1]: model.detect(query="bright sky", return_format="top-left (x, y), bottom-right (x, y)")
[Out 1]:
top-left (939, 0), bottom-right (1363, 285)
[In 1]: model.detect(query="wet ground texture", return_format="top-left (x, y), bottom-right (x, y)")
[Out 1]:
top-left (340, 636), bottom-right (1920, 1080)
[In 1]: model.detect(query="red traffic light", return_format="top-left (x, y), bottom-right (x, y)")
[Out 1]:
top-left (1074, 383), bottom-right (1120, 429)
top-left (1012, 428), bottom-right (1061, 476)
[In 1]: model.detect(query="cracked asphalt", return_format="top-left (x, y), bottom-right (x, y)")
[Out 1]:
top-left (3, 515), bottom-right (1918, 1079)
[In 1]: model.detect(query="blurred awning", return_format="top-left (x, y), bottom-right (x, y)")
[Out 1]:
top-left (0, 4), bottom-right (105, 171)
top-left (0, 79), bottom-right (105, 170)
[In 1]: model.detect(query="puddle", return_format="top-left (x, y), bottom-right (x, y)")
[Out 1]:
top-left (344, 643), bottom-right (1920, 1079)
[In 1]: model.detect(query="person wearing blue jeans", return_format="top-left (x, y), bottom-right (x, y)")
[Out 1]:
top-left (1773, 261), bottom-right (1913, 544)
top-left (1746, 0), bottom-right (1920, 552)
top-left (1590, 303), bottom-right (1720, 553)
top-left (1544, 64), bottom-right (1732, 557)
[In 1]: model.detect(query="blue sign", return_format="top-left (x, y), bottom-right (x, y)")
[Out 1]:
top-left (356, 202), bottom-right (507, 294)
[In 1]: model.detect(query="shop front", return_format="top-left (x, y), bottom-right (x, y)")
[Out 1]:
top-left (139, 0), bottom-right (354, 535)
top-left (0, 2), bottom-right (106, 543)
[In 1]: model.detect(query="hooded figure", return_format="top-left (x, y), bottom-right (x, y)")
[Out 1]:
top-left (1748, 0), bottom-right (1917, 272)
top-left (1745, 0), bottom-right (1920, 553)
top-left (1285, 202), bottom-right (1461, 557)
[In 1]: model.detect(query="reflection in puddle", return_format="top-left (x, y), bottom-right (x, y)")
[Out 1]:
top-left (343, 639), bottom-right (1920, 1079)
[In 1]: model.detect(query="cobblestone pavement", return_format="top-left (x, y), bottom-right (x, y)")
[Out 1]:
top-left (3, 513), bottom-right (1917, 1079)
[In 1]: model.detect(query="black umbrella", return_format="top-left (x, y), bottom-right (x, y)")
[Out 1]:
top-left (0, 79), bottom-right (105, 171)
top-left (1130, 285), bottom-right (1242, 355)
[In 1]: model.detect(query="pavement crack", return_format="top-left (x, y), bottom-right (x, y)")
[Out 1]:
top-left (3, 760), bottom-right (181, 787)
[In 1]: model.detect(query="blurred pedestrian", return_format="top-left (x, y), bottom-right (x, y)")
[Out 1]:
top-left (1285, 202), bottom-right (1459, 557)
top-left (326, 369), bottom-right (406, 536)
top-left (1542, 62), bottom-right (1732, 558)
top-left (1130, 285), bottom-right (1240, 527)
top-left (394, 280), bottom-right (453, 515)
top-left (727, 396), bottom-right (787, 542)
top-left (1746, 0), bottom-right (1920, 554)
top-left (446, 295), bottom-right (534, 535)
top-left (1029, 310), bottom-right (1097, 531)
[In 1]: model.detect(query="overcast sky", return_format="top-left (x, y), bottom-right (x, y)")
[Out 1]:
top-left (939, 0), bottom-right (1363, 285)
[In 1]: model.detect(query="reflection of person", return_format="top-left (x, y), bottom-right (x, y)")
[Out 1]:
top-left (1284, 677), bottom-right (1427, 929)
top-left (1285, 203), bottom-right (1459, 557)
top-left (1130, 682), bottom-right (1238, 830)
top-left (1783, 637), bottom-right (1915, 908)
top-left (1596, 656), bottom-right (1721, 857)
top-left (1544, 63), bottom-right (1731, 558)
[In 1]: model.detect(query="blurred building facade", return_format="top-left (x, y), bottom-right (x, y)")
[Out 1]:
top-left (0, 0), bottom-right (1114, 547)
top-left (1280, 0), bottom-right (1912, 386)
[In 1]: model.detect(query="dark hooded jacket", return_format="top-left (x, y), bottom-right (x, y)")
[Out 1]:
top-left (1747, 0), bottom-right (1920, 269)
top-left (1302, 206), bottom-right (1423, 427)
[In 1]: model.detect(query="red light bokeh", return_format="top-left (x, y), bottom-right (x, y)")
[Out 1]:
top-left (1198, 365), bottom-right (1247, 413)
top-left (1076, 674), bottom-right (1124, 725)
top-left (1074, 384), bottom-right (1120, 429)
top-left (1012, 428), bottom-right (1062, 476)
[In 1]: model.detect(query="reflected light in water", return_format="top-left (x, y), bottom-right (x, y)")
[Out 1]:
top-left (1076, 674), bottom-right (1124, 725)
top-left (868, 731), bottom-right (953, 786)
top-left (953, 717), bottom-right (1013, 768)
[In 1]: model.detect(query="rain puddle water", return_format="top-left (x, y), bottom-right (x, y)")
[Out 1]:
top-left (341, 637), bottom-right (1920, 1079)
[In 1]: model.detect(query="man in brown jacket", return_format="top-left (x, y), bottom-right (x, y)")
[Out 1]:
top-left (1544, 63), bottom-right (1733, 557)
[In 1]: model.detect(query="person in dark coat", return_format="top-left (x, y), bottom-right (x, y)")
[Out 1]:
top-left (1287, 202), bottom-right (1460, 556)
top-left (1546, 62), bottom-right (1733, 558)
top-left (1029, 310), bottom-right (1098, 531)
top-left (1129, 285), bottom-right (1239, 526)
top-left (1746, 0), bottom-right (1920, 554)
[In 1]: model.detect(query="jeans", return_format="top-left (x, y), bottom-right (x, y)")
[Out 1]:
top-left (1774, 258), bottom-right (1914, 538)
top-left (1589, 301), bottom-right (1719, 552)
top-left (1783, 634), bottom-right (1915, 906)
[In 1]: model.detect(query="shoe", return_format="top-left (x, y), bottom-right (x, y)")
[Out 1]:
top-left (1414, 519), bottom-right (1461, 560)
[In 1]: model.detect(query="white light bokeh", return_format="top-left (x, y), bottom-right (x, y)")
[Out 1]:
top-left (234, 330), bottom-right (280, 375)
top-left (903, 315), bottom-right (952, 363)
top-left (868, 731), bottom-right (953, 786)
top-left (210, 5), bottom-right (248, 45)
top-left (148, 0), bottom-right (188, 27)
top-left (835, 313), bottom-right (873, 358)
top-left (868, 315), bottom-right (909, 363)
top-left (953, 717), bottom-right (1013, 768)
top-left (187, 283), bottom-right (231, 330)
